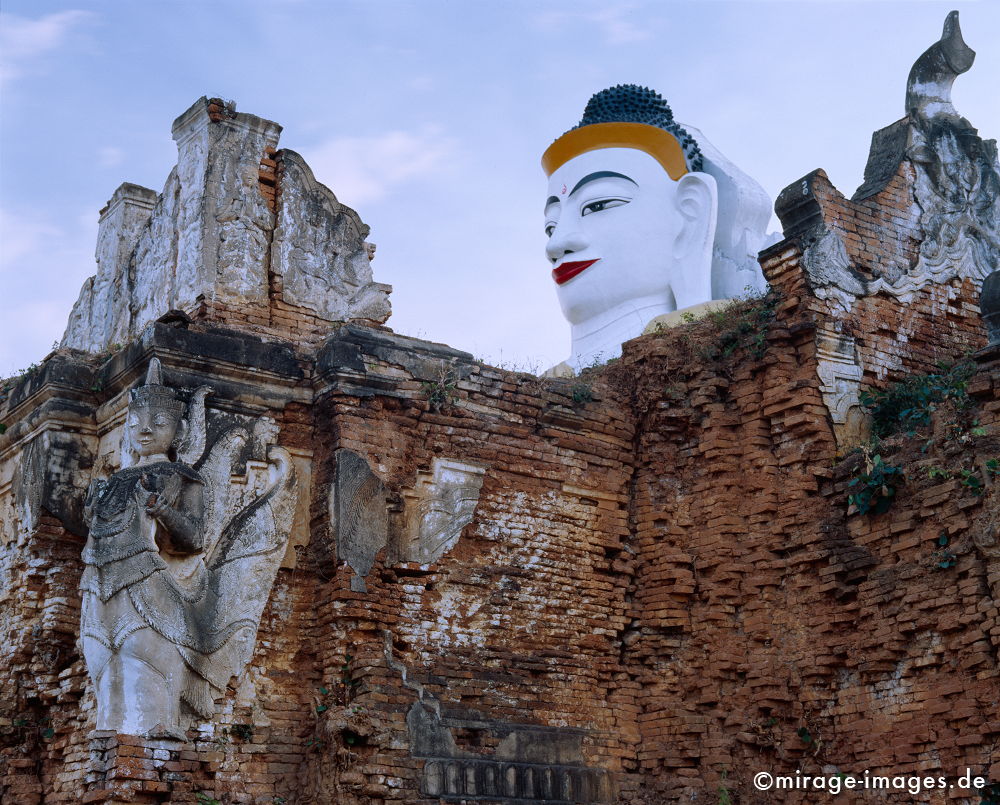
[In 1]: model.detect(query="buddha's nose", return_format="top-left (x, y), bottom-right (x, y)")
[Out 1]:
top-left (546, 221), bottom-right (588, 265)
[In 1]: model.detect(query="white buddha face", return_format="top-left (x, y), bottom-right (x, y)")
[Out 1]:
top-left (544, 148), bottom-right (682, 324)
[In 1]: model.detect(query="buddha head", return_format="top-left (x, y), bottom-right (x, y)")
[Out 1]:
top-left (125, 358), bottom-right (186, 463)
top-left (542, 85), bottom-right (771, 368)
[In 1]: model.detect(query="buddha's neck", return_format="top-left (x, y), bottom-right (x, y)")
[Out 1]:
top-left (136, 453), bottom-right (169, 466)
top-left (567, 295), bottom-right (673, 370)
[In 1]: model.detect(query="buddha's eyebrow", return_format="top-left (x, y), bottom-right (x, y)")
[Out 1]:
top-left (545, 196), bottom-right (560, 208)
top-left (570, 171), bottom-right (637, 196)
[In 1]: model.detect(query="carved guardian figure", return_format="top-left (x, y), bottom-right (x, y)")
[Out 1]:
top-left (80, 358), bottom-right (297, 736)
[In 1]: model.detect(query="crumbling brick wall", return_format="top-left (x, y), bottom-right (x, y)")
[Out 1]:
top-left (1, 253), bottom-right (996, 803)
top-left (3, 68), bottom-right (999, 805)
top-left (608, 261), bottom-right (998, 802)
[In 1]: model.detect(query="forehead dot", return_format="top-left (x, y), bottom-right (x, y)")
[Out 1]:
top-left (561, 184), bottom-right (567, 195)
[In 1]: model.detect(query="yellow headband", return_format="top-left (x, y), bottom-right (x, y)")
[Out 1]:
top-left (541, 122), bottom-right (689, 179)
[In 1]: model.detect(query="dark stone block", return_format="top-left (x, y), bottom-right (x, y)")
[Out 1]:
top-left (775, 169), bottom-right (827, 240)
top-left (981, 270), bottom-right (1000, 347)
top-left (853, 118), bottom-right (910, 201)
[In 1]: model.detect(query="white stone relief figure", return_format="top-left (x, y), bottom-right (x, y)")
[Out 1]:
top-left (542, 85), bottom-right (771, 370)
top-left (402, 458), bottom-right (486, 565)
top-left (80, 358), bottom-right (296, 737)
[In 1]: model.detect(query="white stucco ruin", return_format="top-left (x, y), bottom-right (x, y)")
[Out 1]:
top-left (62, 97), bottom-right (391, 354)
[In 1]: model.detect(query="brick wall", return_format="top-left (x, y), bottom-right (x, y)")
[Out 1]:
top-left (2, 117), bottom-right (997, 805)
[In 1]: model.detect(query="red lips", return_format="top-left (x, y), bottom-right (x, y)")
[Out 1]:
top-left (552, 258), bottom-right (599, 285)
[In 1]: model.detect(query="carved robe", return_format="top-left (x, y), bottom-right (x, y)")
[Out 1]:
top-left (81, 461), bottom-right (255, 718)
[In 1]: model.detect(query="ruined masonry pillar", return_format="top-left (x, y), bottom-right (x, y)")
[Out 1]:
top-left (61, 184), bottom-right (156, 352)
top-left (167, 97), bottom-right (282, 317)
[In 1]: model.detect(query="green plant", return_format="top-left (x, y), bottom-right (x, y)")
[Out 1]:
top-left (230, 723), bottom-right (253, 741)
top-left (933, 533), bottom-right (957, 569)
top-left (707, 289), bottom-right (779, 361)
top-left (570, 381), bottom-right (594, 406)
top-left (195, 794), bottom-right (221, 805)
top-left (847, 453), bottom-right (905, 515)
top-left (9, 714), bottom-right (54, 740)
top-left (979, 781), bottom-right (1000, 805)
top-left (860, 360), bottom-right (976, 439)
top-left (341, 653), bottom-right (357, 683)
top-left (925, 464), bottom-right (985, 495)
top-left (959, 470), bottom-right (985, 497)
top-left (987, 458), bottom-right (1000, 476)
top-left (0, 423), bottom-right (6, 435)
top-left (315, 654), bottom-right (361, 713)
top-left (717, 769), bottom-right (733, 805)
top-left (959, 468), bottom-right (985, 496)
top-left (421, 364), bottom-right (459, 412)
top-left (796, 726), bottom-right (813, 745)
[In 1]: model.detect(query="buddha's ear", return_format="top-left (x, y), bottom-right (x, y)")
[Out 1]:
top-left (672, 171), bottom-right (718, 262)
top-left (172, 419), bottom-right (188, 450)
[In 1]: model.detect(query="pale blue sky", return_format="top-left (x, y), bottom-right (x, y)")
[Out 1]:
top-left (1, 0), bottom-right (998, 375)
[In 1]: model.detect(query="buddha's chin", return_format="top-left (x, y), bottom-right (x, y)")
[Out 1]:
top-left (557, 283), bottom-right (605, 325)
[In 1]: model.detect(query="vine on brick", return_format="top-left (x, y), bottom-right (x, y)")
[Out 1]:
top-left (861, 360), bottom-right (976, 439)
top-left (847, 453), bottom-right (905, 515)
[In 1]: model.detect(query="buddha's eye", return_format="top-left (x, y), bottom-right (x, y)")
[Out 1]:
top-left (544, 223), bottom-right (555, 237)
top-left (581, 198), bottom-right (629, 216)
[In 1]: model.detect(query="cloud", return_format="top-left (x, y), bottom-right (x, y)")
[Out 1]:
top-left (531, 4), bottom-right (652, 45)
top-left (0, 207), bottom-right (60, 267)
top-left (305, 127), bottom-right (456, 206)
top-left (407, 74), bottom-right (435, 93)
top-left (0, 10), bottom-right (93, 85)
top-left (585, 6), bottom-right (652, 45)
top-left (98, 146), bottom-right (125, 168)
top-left (0, 300), bottom-right (68, 376)
top-left (0, 206), bottom-right (95, 373)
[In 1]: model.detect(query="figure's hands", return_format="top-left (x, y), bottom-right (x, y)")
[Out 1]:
top-left (145, 495), bottom-right (170, 519)
top-left (141, 472), bottom-right (182, 520)
top-left (133, 478), bottom-right (156, 512)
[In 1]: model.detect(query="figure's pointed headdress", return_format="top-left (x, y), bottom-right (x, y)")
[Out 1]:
top-left (542, 84), bottom-right (703, 179)
top-left (129, 357), bottom-right (185, 415)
